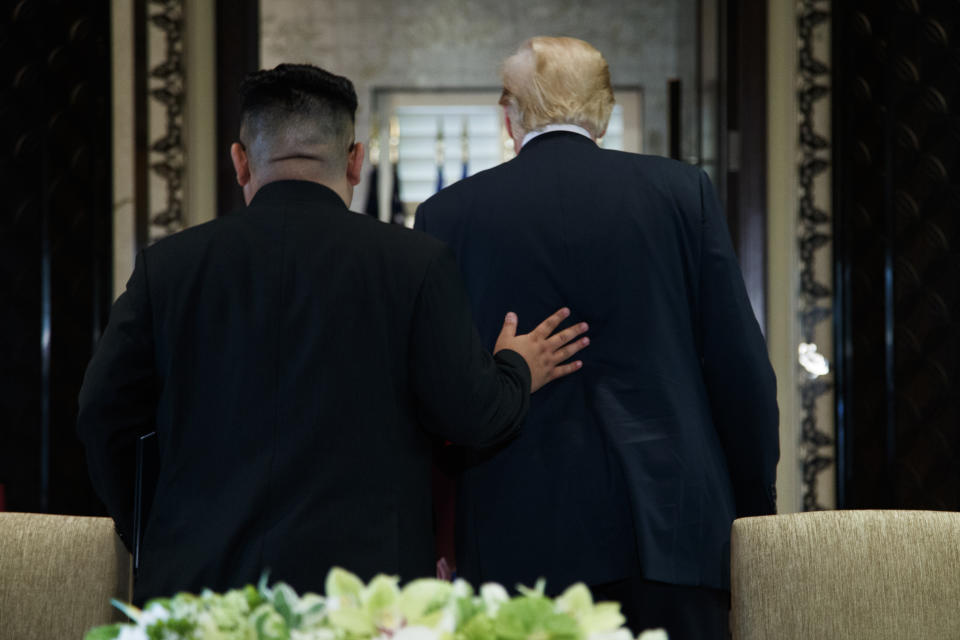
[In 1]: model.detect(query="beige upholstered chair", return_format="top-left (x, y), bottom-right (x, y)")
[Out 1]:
top-left (730, 510), bottom-right (960, 639)
top-left (0, 511), bottom-right (131, 640)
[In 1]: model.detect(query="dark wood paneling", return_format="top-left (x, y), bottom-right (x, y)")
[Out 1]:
top-left (0, 0), bottom-right (112, 514)
top-left (835, 1), bottom-right (960, 509)
top-left (722, 0), bottom-right (768, 332)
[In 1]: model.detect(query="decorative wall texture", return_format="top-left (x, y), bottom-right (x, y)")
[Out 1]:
top-left (112, 0), bottom-right (217, 291)
top-left (260, 0), bottom-right (699, 206)
top-left (145, 0), bottom-right (186, 242)
top-left (797, 0), bottom-right (835, 511)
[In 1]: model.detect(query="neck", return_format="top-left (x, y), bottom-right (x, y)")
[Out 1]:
top-left (247, 162), bottom-right (351, 207)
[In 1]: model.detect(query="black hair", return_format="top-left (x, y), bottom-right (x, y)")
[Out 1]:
top-left (239, 63), bottom-right (358, 121)
top-left (237, 64), bottom-right (358, 172)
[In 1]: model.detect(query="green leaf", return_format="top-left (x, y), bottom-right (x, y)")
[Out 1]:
top-left (454, 596), bottom-right (486, 628)
top-left (457, 612), bottom-right (495, 640)
top-left (294, 592), bottom-right (327, 628)
top-left (515, 579), bottom-right (547, 599)
top-left (270, 583), bottom-right (302, 629)
top-left (253, 602), bottom-right (291, 640)
top-left (110, 598), bottom-right (142, 622)
top-left (245, 584), bottom-right (265, 610)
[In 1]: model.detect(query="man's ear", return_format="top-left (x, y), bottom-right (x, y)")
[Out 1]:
top-left (503, 110), bottom-right (521, 154)
top-left (230, 142), bottom-right (251, 187)
top-left (347, 142), bottom-right (365, 186)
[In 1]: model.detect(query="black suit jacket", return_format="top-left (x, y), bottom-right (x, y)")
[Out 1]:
top-left (415, 132), bottom-right (779, 591)
top-left (77, 180), bottom-right (531, 604)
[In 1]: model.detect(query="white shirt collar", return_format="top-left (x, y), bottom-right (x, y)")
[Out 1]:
top-left (521, 123), bottom-right (594, 148)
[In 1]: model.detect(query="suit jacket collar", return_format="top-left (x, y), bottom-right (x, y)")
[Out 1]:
top-left (248, 179), bottom-right (348, 211)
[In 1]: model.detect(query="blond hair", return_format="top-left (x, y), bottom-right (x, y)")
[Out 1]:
top-left (499, 37), bottom-right (614, 140)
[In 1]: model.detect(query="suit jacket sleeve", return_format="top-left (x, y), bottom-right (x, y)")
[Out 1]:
top-left (697, 169), bottom-right (780, 517)
top-left (77, 251), bottom-right (158, 545)
top-left (409, 245), bottom-right (531, 448)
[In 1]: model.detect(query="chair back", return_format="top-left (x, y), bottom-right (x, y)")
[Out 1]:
top-left (0, 511), bottom-right (131, 640)
top-left (731, 510), bottom-right (960, 639)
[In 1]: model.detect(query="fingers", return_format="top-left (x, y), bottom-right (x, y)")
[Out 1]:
top-left (493, 311), bottom-right (518, 354)
top-left (551, 334), bottom-right (590, 362)
top-left (532, 307), bottom-right (571, 339)
top-left (548, 322), bottom-right (589, 349)
top-left (548, 359), bottom-right (584, 382)
top-left (500, 311), bottom-right (518, 338)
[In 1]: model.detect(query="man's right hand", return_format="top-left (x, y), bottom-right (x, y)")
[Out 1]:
top-left (494, 307), bottom-right (589, 392)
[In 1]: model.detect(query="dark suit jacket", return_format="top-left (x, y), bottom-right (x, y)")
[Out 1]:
top-left (77, 180), bottom-right (532, 604)
top-left (415, 132), bottom-right (779, 592)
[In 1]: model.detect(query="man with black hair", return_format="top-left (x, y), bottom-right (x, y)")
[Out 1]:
top-left (77, 63), bottom-right (589, 605)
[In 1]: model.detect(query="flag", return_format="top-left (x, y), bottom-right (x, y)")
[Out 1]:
top-left (390, 162), bottom-right (405, 225)
top-left (435, 118), bottom-right (445, 193)
top-left (460, 117), bottom-right (469, 181)
top-left (364, 164), bottom-right (379, 218)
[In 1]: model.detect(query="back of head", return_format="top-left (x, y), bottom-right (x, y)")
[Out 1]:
top-left (239, 64), bottom-right (358, 180)
top-left (500, 37), bottom-right (614, 140)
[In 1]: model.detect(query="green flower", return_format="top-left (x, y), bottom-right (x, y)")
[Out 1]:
top-left (189, 589), bottom-right (257, 640)
top-left (86, 568), bottom-right (665, 640)
top-left (456, 611), bottom-right (495, 640)
top-left (365, 574), bottom-right (403, 631)
top-left (399, 578), bottom-right (454, 628)
top-left (493, 595), bottom-right (580, 640)
top-left (324, 567), bottom-right (365, 603)
top-left (553, 584), bottom-right (625, 634)
top-left (324, 568), bottom-right (378, 636)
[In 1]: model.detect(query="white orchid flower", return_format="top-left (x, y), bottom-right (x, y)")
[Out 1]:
top-left (391, 625), bottom-right (442, 640)
top-left (587, 629), bottom-right (635, 640)
top-left (115, 626), bottom-right (149, 640)
top-left (138, 602), bottom-right (171, 627)
top-left (479, 582), bottom-right (510, 617)
top-left (450, 579), bottom-right (473, 599)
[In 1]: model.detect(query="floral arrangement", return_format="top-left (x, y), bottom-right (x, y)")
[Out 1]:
top-left (85, 567), bottom-right (667, 640)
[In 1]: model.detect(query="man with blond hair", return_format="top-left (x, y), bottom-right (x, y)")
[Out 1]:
top-left (415, 37), bottom-right (779, 637)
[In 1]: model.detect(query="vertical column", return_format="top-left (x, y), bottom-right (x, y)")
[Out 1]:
top-left (767, 0), bottom-right (836, 512)
top-left (797, 0), bottom-right (835, 511)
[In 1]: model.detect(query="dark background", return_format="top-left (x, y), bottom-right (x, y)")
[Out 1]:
top-left (1, 0), bottom-right (957, 515)
top-left (834, 0), bottom-right (960, 509)
top-left (0, 0), bottom-right (258, 515)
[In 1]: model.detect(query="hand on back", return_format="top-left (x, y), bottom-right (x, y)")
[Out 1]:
top-left (494, 307), bottom-right (589, 393)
